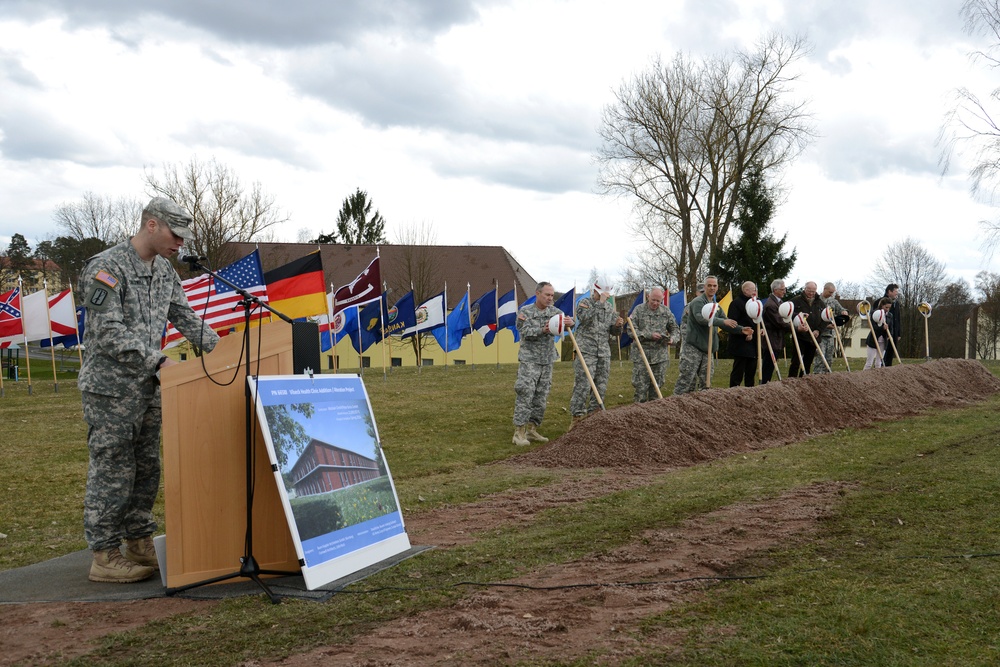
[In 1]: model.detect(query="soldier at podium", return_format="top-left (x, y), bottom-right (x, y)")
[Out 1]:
top-left (79, 198), bottom-right (220, 583)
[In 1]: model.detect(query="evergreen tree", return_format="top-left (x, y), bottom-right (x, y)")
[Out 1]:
top-left (313, 188), bottom-right (387, 245)
top-left (710, 162), bottom-right (796, 296)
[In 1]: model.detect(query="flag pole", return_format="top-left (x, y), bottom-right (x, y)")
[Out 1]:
top-left (68, 288), bottom-right (83, 367)
top-left (328, 282), bottom-right (337, 372)
top-left (42, 281), bottom-right (59, 392)
top-left (495, 279), bottom-right (500, 368)
top-left (18, 277), bottom-right (33, 395)
top-left (356, 304), bottom-right (363, 373)
top-left (443, 282), bottom-right (449, 369)
top-left (467, 283), bottom-right (474, 370)
top-left (379, 282), bottom-right (388, 381)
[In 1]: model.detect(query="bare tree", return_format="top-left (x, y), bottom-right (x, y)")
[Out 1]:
top-left (940, 0), bottom-right (1000, 252)
top-left (597, 33), bottom-right (813, 296)
top-left (616, 250), bottom-right (677, 295)
top-left (868, 238), bottom-right (948, 358)
top-left (389, 220), bottom-right (444, 358)
top-left (144, 156), bottom-right (285, 268)
top-left (53, 191), bottom-right (141, 245)
top-left (975, 270), bottom-right (1000, 358)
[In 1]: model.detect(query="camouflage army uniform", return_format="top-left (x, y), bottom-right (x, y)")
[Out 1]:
top-left (674, 295), bottom-right (742, 395)
top-left (79, 241), bottom-right (219, 552)
top-left (513, 303), bottom-right (561, 426)
top-left (630, 301), bottom-right (679, 402)
top-left (570, 295), bottom-right (622, 416)
top-left (812, 295), bottom-right (845, 374)
top-left (677, 305), bottom-right (704, 391)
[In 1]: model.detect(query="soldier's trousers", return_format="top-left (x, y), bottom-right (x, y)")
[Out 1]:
top-left (513, 361), bottom-right (553, 426)
top-left (82, 390), bottom-right (161, 551)
top-left (812, 336), bottom-right (836, 374)
top-left (673, 344), bottom-right (710, 395)
top-left (632, 357), bottom-right (666, 403)
top-left (570, 352), bottom-right (610, 415)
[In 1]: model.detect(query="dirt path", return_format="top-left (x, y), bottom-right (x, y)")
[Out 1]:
top-left (273, 481), bottom-right (850, 666)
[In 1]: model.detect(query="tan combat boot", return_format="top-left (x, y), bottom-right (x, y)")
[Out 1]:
top-left (125, 535), bottom-right (159, 569)
top-left (525, 423), bottom-right (548, 443)
top-left (89, 547), bottom-right (156, 583)
top-left (512, 425), bottom-right (530, 446)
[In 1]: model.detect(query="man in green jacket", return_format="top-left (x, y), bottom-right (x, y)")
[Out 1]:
top-left (674, 276), bottom-right (751, 395)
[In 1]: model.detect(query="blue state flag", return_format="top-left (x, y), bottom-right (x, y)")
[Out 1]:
top-left (472, 289), bottom-right (498, 346)
top-left (358, 294), bottom-right (388, 352)
top-left (385, 290), bottom-right (416, 338)
top-left (554, 288), bottom-right (575, 316)
top-left (320, 305), bottom-right (360, 352)
top-left (497, 289), bottom-right (519, 343)
top-left (619, 291), bottom-right (646, 348)
top-left (669, 290), bottom-right (685, 325)
top-left (432, 292), bottom-right (471, 352)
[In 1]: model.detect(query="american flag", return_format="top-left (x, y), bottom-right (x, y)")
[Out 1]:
top-left (162, 250), bottom-right (269, 349)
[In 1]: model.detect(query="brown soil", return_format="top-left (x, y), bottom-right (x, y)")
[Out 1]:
top-left (1, 359), bottom-right (996, 666)
top-left (517, 358), bottom-right (1000, 470)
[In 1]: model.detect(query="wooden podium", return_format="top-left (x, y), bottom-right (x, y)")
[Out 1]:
top-left (160, 320), bottom-right (301, 589)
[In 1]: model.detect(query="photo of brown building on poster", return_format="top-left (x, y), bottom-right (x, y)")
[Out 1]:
top-left (289, 438), bottom-right (380, 498)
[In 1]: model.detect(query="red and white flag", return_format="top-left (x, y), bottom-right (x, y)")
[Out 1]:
top-left (47, 289), bottom-right (78, 337)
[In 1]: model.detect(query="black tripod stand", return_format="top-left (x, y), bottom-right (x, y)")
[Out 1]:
top-left (165, 258), bottom-right (299, 603)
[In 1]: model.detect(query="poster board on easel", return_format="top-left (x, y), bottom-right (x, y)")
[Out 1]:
top-left (248, 374), bottom-right (410, 590)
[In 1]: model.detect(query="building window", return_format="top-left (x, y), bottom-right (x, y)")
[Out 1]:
top-left (361, 356), bottom-right (371, 368)
top-left (328, 354), bottom-right (336, 369)
top-left (422, 358), bottom-right (434, 366)
top-left (842, 338), bottom-right (852, 348)
top-left (179, 353), bottom-right (187, 361)
top-left (453, 359), bottom-right (466, 365)
top-left (391, 357), bottom-right (402, 367)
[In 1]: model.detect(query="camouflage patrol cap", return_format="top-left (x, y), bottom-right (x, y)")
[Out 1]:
top-left (144, 197), bottom-right (194, 241)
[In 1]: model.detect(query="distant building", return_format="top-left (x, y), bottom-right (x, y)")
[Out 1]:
top-left (289, 438), bottom-right (380, 497)
top-left (0, 257), bottom-right (63, 293)
top-left (223, 242), bottom-right (538, 309)
top-left (221, 241), bottom-right (544, 369)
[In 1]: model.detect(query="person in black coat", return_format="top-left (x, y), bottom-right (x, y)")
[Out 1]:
top-left (788, 281), bottom-right (825, 378)
top-left (865, 297), bottom-right (893, 369)
top-left (727, 281), bottom-right (759, 387)
top-left (882, 283), bottom-right (902, 366)
top-left (761, 279), bottom-right (792, 384)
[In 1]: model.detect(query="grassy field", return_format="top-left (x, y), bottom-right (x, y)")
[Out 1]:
top-left (2, 356), bottom-right (1000, 665)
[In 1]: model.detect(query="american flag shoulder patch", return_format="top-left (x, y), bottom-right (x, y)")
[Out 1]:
top-left (95, 270), bottom-right (119, 289)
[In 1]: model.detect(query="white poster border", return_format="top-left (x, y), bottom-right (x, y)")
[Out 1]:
top-left (248, 373), bottom-right (411, 590)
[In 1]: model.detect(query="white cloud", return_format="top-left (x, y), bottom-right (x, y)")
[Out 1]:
top-left (0, 0), bottom-right (998, 295)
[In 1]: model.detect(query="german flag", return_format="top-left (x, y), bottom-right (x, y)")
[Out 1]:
top-left (263, 251), bottom-right (327, 320)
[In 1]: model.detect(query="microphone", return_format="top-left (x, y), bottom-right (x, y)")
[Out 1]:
top-left (179, 253), bottom-right (206, 263)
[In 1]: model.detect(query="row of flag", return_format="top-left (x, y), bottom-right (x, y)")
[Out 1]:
top-left (0, 244), bottom-right (700, 362)
top-left (0, 283), bottom-right (82, 349)
top-left (317, 285), bottom-right (523, 355)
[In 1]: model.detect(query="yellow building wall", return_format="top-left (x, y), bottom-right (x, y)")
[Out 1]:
top-left (323, 327), bottom-right (532, 370)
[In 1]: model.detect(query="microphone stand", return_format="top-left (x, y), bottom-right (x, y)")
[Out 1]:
top-left (166, 257), bottom-right (297, 604)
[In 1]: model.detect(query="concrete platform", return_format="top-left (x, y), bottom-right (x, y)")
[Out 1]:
top-left (0, 546), bottom-right (433, 604)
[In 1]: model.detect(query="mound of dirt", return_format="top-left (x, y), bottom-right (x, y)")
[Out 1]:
top-left (517, 359), bottom-right (1000, 470)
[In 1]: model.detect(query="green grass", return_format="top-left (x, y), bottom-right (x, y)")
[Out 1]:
top-left (2, 357), bottom-right (999, 665)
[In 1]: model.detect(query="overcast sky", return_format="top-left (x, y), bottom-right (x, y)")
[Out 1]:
top-left (1, 0), bottom-right (997, 296)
